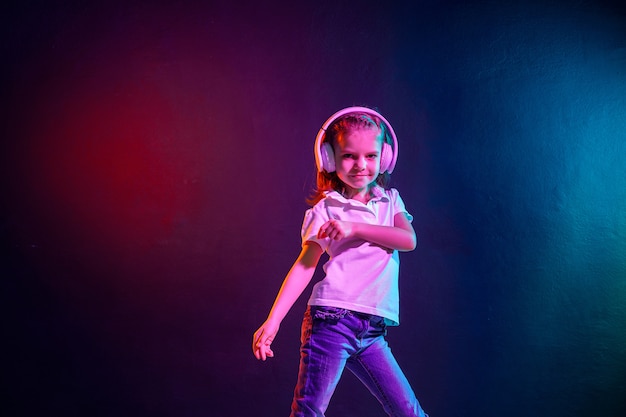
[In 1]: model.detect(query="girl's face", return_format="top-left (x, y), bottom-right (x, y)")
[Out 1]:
top-left (333, 127), bottom-right (382, 199)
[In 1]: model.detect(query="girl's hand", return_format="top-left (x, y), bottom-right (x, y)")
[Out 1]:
top-left (318, 219), bottom-right (353, 241)
top-left (252, 319), bottom-right (280, 361)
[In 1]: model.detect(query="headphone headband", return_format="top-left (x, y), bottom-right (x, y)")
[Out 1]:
top-left (314, 106), bottom-right (399, 174)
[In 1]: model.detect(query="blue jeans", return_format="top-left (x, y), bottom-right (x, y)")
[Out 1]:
top-left (290, 306), bottom-right (429, 417)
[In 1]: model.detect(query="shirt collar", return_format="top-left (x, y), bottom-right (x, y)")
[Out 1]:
top-left (324, 185), bottom-right (388, 205)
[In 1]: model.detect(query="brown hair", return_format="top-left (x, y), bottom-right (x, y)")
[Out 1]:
top-left (306, 111), bottom-right (391, 206)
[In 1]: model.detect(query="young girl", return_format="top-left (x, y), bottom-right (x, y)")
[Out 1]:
top-left (252, 107), bottom-right (429, 417)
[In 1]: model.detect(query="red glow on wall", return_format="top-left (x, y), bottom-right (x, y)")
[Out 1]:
top-left (22, 73), bottom-right (194, 251)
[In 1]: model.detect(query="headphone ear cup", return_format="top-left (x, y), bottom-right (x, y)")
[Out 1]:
top-left (380, 142), bottom-right (393, 173)
top-left (320, 142), bottom-right (336, 172)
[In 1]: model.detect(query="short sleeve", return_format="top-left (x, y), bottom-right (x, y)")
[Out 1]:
top-left (390, 188), bottom-right (413, 222)
top-left (300, 203), bottom-right (330, 250)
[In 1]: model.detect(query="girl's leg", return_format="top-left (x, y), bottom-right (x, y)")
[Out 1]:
top-left (346, 321), bottom-right (429, 417)
top-left (290, 307), bottom-right (353, 417)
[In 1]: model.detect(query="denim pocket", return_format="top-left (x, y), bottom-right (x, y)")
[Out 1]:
top-left (369, 315), bottom-right (388, 336)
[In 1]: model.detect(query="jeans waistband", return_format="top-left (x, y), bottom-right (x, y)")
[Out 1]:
top-left (309, 305), bottom-right (383, 322)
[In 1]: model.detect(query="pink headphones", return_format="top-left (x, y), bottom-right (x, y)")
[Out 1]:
top-left (314, 106), bottom-right (399, 174)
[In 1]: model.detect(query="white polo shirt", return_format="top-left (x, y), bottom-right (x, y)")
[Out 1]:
top-left (301, 186), bottom-right (413, 326)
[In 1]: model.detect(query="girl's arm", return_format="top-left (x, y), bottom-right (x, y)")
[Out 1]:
top-left (317, 212), bottom-right (416, 252)
top-left (252, 241), bottom-right (324, 361)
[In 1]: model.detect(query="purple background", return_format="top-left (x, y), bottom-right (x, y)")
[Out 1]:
top-left (2, 1), bottom-right (625, 416)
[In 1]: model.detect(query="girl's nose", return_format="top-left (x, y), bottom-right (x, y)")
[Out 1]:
top-left (355, 157), bottom-right (367, 170)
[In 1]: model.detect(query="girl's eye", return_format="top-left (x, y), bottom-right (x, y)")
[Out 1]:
top-left (342, 154), bottom-right (353, 159)
top-left (367, 154), bottom-right (378, 159)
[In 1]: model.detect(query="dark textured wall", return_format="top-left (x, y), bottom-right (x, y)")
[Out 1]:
top-left (2, 1), bottom-right (625, 416)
